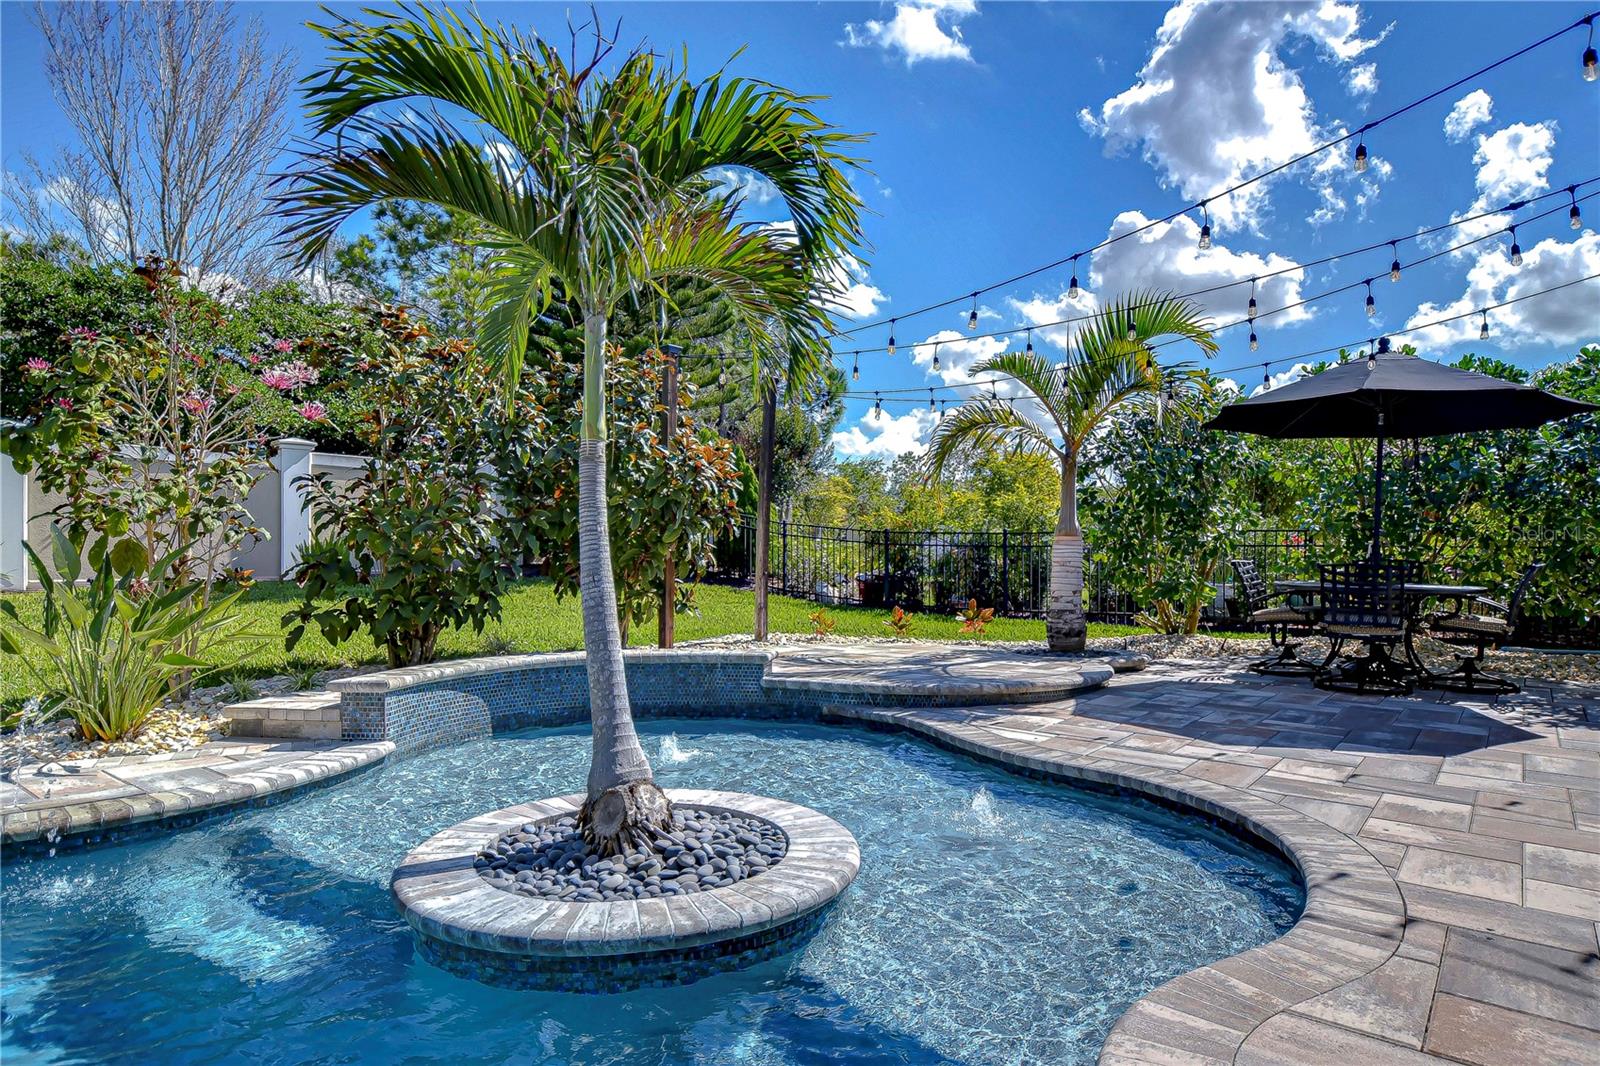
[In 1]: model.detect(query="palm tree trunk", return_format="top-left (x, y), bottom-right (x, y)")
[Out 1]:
top-left (1047, 453), bottom-right (1088, 652)
top-left (574, 310), bottom-right (671, 854)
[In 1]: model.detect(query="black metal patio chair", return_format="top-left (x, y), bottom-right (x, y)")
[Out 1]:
top-left (1230, 558), bottom-right (1322, 676)
top-left (1426, 562), bottom-right (1544, 695)
top-left (1314, 560), bottom-right (1418, 696)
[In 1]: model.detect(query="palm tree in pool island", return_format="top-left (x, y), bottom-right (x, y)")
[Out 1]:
top-left (925, 293), bottom-right (1216, 652)
top-left (275, 8), bottom-right (865, 852)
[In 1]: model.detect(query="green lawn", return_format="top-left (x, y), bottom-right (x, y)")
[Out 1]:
top-left (0, 579), bottom-right (1258, 702)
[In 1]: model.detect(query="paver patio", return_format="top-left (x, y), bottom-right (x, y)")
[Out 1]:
top-left (2, 647), bottom-right (1595, 1063)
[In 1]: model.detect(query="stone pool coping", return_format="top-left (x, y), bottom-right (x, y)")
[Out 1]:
top-left (0, 738), bottom-right (393, 852)
top-left (392, 789), bottom-right (859, 959)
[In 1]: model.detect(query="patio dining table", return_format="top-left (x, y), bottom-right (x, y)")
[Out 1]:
top-left (1274, 578), bottom-right (1488, 682)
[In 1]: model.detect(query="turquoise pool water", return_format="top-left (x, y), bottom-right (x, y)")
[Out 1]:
top-left (1, 719), bottom-right (1302, 1065)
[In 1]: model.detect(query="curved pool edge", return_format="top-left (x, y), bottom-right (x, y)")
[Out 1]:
top-left (0, 740), bottom-right (396, 857)
top-left (819, 702), bottom-right (1406, 1066)
top-left (392, 789), bottom-right (861, 990)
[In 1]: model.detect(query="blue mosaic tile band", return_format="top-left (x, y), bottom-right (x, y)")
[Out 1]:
top-left (338, 655), bottom-right (785, 752)
top-left (412, 901), bottom-right (834, 992)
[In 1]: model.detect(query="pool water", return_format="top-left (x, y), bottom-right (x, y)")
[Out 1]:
top-left (1, 719), bottom-right (1302, 1066)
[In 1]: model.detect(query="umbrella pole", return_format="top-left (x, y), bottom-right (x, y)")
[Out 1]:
top-left (1370, 415), bottom-right (1386, 561)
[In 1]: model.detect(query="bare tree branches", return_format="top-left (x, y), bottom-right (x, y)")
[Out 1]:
top-left (5, 1), bottom-right (294, 284)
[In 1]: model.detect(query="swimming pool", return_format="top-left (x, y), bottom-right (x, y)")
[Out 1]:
top-left (1, 718), bottom-right (1302, 1065)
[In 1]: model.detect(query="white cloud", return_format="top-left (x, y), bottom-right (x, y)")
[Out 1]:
top-left (1078, 0), bottom-right (1388, 230)
top-left (708, 167), bottom-right (779, 206)
top-left (766, 220), bottom-right (887, 319)
top-left (1443, 120), bottom-right (1557, 251)
top-left (1403, 231), bottom-right (1600, 349)
top-left (1008, 211), bottom-right (1311, 353)
top-left (843, 0), bottom-right (977, 66)
top-left (821, 257), bottom-right (889, 318)
top-left (909, 327), bottom-right (1009, 390)
top-left (1347, 63), bottom-right (1378, 98)
top-left (1443, 89), bottom-right (1493, 143)
top-left (832, 404), bottom-right (940, 458)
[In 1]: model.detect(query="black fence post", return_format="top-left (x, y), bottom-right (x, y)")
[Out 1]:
top-left (780, 519), bottom-right (789, 595)
top-left (1001, 529), bottom-right (1011, 614)
top-left (882, 527), bottom-right (893, 607)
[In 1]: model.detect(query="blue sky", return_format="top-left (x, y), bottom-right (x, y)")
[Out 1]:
top-left (5, 1), bottom-right (1598, 459)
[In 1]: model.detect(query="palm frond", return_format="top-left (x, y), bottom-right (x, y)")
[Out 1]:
top-left (923, 397), bottom-right (1061, 482)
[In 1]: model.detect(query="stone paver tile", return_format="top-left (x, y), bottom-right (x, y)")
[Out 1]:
top-left (1275, 757), bottom-right (1356, 783)
top-left (1522, 879), bottom-right (1600, 920)
top-left (1402, 884), bottom-right (1600, 953)
top-left (1438, 927), bottom-right (1600, 1030)
top-left (1396, 918), bottom-right (1448, 964)
top-left (1471, 812), bottom-right (1599, 854)
top-left (1277, 795), bottom-right (1372, 835)
top-left (1360, 817), bottom-right (1523, 863)
top-left (1524, 843), bottom-right (1600, 888)
top-left (1397, 847), bottom-right (1522, 904)
top-left (1370, 793), bottom-right (1473, 832)
top-left (1182, 758), bottom-right (1269, 789)
top-left (1474, 793), bottom-right (1576, 828)
top-left (1424, 993), bottom-right (1600, 1066)
top-left (9, 767), bottom-right (133, 802)
top-left (1237, 1012), bottom-right (1441, 1065)
top-left (1291, 955), bottom-right (1438, 1048)
top-left (1353, 755), bottom-right (1441, 782)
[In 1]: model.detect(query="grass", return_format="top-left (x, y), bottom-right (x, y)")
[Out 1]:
top-left (0, 579), bottom-right (1261, 703)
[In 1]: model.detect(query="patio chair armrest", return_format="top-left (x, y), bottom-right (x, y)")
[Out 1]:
top-left (1472, 596), bottom-right (1509, 616)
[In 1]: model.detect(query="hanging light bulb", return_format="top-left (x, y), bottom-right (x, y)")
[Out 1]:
top-left (1025, 328), bottom-right (1034, 356)
top-left (1126, 317), bottom-right (1138, 343)
top-left (887, 319), bottom-right (897, 356)
top-left (1508, 227), bottom-right (1523, 267)
top-left (719, 366), bottom-right (729, 387)
top-left (1479, 311), bottom-right (1490, 340)
top-left (1584, 18), bottom-right (1598, 80)
top-left (1389, 242), bottom-right (1401, 283)
top-left (1068, 255), bottom-right (1081, 301)
top-left (1365, 280), bottom-right (1376, 317)
top-left (1570, 187), bottom-right (1583, 230)
top-left (1353, 139), bottom-right (1369, 174)
top-left (1197, 202), bottom-right (1212, 251)
top-left (1247, 278), bottom-right (1257, 322)
top-left (967, 293), bottom-right (979, 331)
top-left (930, 389), bottom-right (937, 412)
top-left (1367, 342), bottom-right (1377, 370)
top-left (1249, 331), bottom-right (1259, 352)
top-left (931, 342), bottom-right (941, 372)
top-left (1262, 364), bottom-right (1271, 389)
top-left (874, 392), bottom-right (882, 415)
top-left (851, 352), bottom-right (859, 381)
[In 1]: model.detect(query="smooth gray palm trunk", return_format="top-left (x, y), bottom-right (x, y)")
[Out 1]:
top-left (575, 312), bottom-right (671, 853)
top-left (1046, 454), bottom-right (1088, 653)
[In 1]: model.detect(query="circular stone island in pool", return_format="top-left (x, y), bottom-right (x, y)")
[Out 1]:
top-left (391, 788), bottom-right (859, 991)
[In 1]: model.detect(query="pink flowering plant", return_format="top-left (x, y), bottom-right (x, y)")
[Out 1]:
top-left (0, 256), bottom-right (269, 602)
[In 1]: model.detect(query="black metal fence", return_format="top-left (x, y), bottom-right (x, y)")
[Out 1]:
top-left (707, 519), bottom-right (1319, 625)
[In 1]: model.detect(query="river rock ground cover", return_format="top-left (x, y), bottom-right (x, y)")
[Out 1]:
top-left (478, 807), bottom-right (786, 901)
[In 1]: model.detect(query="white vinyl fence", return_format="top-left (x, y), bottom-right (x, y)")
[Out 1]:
top-left (0, 437), bottom-right (368, 591)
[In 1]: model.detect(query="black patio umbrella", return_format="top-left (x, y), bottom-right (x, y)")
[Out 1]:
top-left (1204, 338), bottom-right (1598, 558)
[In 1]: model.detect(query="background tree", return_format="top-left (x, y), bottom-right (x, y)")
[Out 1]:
top-left (274, 8), bottom-right (865, 852)
top-left (328, 202), bottom-right (496, 335)
top-left (925, 292), bottom-right (1216, 651)
top-left (1084, 377), bottom-right (1260, 633)
top-left (5, 1), bottom-right (294, 284)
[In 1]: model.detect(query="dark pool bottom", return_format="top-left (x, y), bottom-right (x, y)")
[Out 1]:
top-left (0, 718), bottom-right (1303, 1066)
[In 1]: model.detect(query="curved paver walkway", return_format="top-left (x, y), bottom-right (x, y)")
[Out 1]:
top-left (2, 647), bottom-right (1595, 1064)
